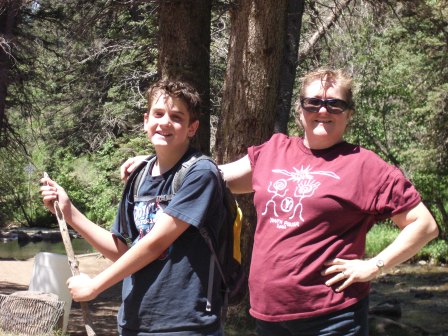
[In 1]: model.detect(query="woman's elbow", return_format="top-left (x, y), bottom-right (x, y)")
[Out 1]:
top-left (427, 219), bottom-right (439, 241)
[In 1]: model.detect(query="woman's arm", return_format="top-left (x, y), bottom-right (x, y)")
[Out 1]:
top-left (219, 155), bottom-right (253, 194)
top-left (369, 201), bottom-right (439, 272)
top-left (120, 155), bottom-right (148, 181)
top-left (323, 202), bottom-right (438, 292)
top-left (120, 154), bottom-right (255, 194)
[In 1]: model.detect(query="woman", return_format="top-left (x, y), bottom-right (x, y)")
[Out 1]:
top-left (219, 68), bottom-right (438, 335)
top-left (122, 69), bottom-right (438, 335)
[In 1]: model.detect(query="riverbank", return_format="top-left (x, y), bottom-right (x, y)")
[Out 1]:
top-left (0, 253), bottom-right (120, 335)
top-left (1, 255), bottom-right (447, 335)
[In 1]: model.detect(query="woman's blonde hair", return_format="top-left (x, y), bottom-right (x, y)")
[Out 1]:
top-left (296, 68), bottom-right (355, 112)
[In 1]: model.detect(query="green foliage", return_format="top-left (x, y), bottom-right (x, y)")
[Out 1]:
top-left (366, 222), bottom-right (446, 264)
top-left (418, 239), bottom-right (448, 264)
top-left (38, 138), bottom-right (151, 228)
top-left (2, 0), bottom-right (446, 248)
top-left (304, 0), bottom-right (448, 236)
top-left (366, 222), bottom-right (400, 258)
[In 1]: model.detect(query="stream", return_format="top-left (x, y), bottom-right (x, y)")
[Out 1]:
top-left (0, 228), bottom-right (94, 260)
top-left (0, 238), bottom-right (94, 260)
top-left (369, 263), bottom-right (448, 335)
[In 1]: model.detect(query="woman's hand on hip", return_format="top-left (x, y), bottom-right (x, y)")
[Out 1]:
top-left (322, 258), bottom-right (380, 292)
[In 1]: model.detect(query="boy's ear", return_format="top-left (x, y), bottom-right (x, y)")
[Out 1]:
top-left (143, 113), bottom-right (149, 132)
top-left (188, 120), bottom-right (200, 138)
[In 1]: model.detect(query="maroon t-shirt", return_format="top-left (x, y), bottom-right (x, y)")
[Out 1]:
top-left (247, 133), bottom-right (421, 321)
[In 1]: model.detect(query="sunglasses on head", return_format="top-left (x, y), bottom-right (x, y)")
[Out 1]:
top-left (300, 97), bottom-right (351, 114)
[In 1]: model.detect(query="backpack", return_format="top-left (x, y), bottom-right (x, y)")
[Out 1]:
top-left (128, 152), bottom-right (247, 317)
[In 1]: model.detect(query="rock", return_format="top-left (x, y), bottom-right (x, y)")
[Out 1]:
top-left (30, 231), bottom-right (44, 242)
top-left (369, 315), bottom-right (424, 336)
top-left (41, 231), bottom-right (63, 242)
top-left (410, 289), bottom-right (434, 299)
top-left (16, 231), bottom-right (30, 243)
top-left (369, 298), bottom-right (402, 318)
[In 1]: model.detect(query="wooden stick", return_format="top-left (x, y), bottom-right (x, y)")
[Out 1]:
top-left (44, 173), bottom-right (96, 336)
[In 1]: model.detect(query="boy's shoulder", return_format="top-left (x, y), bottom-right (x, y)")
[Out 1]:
top-left (174, 153), bottom-right (221, 188)
top-left (180, 152), bottom-right (219, 172)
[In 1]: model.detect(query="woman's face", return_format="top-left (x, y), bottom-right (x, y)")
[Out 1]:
top-left (298, 79), bottom-right (352, 150)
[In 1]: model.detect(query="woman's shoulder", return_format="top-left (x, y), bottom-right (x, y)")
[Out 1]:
top-left (257, 132), bottom-right (301, 148)
top-left (343, 142), bottom-right (399, 173)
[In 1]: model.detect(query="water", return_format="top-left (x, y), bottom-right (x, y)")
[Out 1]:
top-left (0, 238), bottom-right (95, 260)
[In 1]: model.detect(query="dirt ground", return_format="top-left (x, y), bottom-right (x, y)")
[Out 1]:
top-left (1, 255), bottom-right (448, 336)
top-left (0, 254), bottom-right (121, 336)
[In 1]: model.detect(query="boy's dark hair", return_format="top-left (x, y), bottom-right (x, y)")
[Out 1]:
top-left (147, 80), bottom-right (202, 123)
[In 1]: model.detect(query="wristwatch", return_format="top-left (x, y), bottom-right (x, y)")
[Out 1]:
top-left (375, 259), bottom-right (385, 274)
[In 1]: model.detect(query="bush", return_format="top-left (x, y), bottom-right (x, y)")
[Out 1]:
top-left (366, 222), bottom-right (399, 258)
top-left (366, 222), bottom-right (447, 264)
top-left (417, 239), bottom-right (448, 264)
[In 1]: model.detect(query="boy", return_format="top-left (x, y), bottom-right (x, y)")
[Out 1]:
top-left (40, 80), bottom-right (226, 335)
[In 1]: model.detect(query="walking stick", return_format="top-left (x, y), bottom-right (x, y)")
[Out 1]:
top-left (44, 173), bottom-right (96, 336)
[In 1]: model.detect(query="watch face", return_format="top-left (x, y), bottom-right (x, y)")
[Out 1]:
top-left (376, 260), bottom-right (384, 268)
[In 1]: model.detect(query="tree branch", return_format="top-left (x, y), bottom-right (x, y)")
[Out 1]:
top-left (299, 0), bottom-right (353, 60)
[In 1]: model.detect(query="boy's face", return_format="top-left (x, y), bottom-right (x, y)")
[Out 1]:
top-left (144, 91), bottom-right (199, 150)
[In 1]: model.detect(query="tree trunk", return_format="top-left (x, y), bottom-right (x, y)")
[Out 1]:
top-left (0, 0), bottom-right (20, 146)
top-left (216, 0), bottom-right (290, 290)
top-left (274, 0), bottom-right (305, 134)
top-left (217, 0), bottom-right (289, 162)
top-left (158, 0), bottom-right (212, 154)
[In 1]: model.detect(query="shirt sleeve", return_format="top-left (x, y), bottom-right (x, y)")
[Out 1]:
top-left (248, 134), bottom-right (282, 169)
top-left (372, 167), bottom-right (421, 220)
top-left (163, 159), bottom-right (223, 228)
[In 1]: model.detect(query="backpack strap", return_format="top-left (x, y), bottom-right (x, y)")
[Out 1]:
top-left (171, 153), bottom-right (211, 193)
top-left (133, 155), bottom-right (156, 200)
top-left (118, 155), bottom-right (155, 246)
top-left (200, 226), bottom-right (230, 321)
top-left (170, 153), bottom-right (230, 316)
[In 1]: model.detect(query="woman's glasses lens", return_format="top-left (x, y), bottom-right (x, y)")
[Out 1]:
top-left (300, 98), bottom-right (349, 114)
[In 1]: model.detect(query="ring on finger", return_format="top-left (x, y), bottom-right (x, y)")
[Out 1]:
top-left (341, 271), bottom-right (345, 277)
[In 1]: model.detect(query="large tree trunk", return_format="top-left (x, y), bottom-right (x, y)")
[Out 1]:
top-left (217, 0), bottom-right (289, 161)
top-left (0, 0), bottom-right (20, 146)
top-left (274, 0), bottom-right (305, 134)
top-left (158, 0), bottom-right (212, 154)
top-left (216, 0), bottom-right (290, 297)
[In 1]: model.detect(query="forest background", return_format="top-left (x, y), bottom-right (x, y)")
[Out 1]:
top-left (0, 0), bottom-right (447, 290)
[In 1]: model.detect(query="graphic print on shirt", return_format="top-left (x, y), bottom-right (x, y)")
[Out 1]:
top-left (133, 200), bottom-right (172, 259)
top-left (263, 165), bottom-right (340, 229)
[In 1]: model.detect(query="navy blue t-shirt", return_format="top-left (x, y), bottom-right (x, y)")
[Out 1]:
top-left (111, 150), bottom-right (225, 335)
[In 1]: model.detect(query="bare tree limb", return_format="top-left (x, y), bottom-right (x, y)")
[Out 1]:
top-left (299, 0), bottom-right (353, 61)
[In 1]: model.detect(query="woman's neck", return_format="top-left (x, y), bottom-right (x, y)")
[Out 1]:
top-left (303, 136), bottom-right (344, 150)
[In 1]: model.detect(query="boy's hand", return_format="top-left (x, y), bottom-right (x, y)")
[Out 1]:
top-left (67, 273), bottom-right (99, 302)
top-left (120, 155), bottom-right (147, 181)
top-left (39, 176), bottom-right (71, 215)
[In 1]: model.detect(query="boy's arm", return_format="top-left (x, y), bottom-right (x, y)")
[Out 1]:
top-left (40, 176), bottom-right (128, 261)
top-left (67, 212), bottom-right (189, 301)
